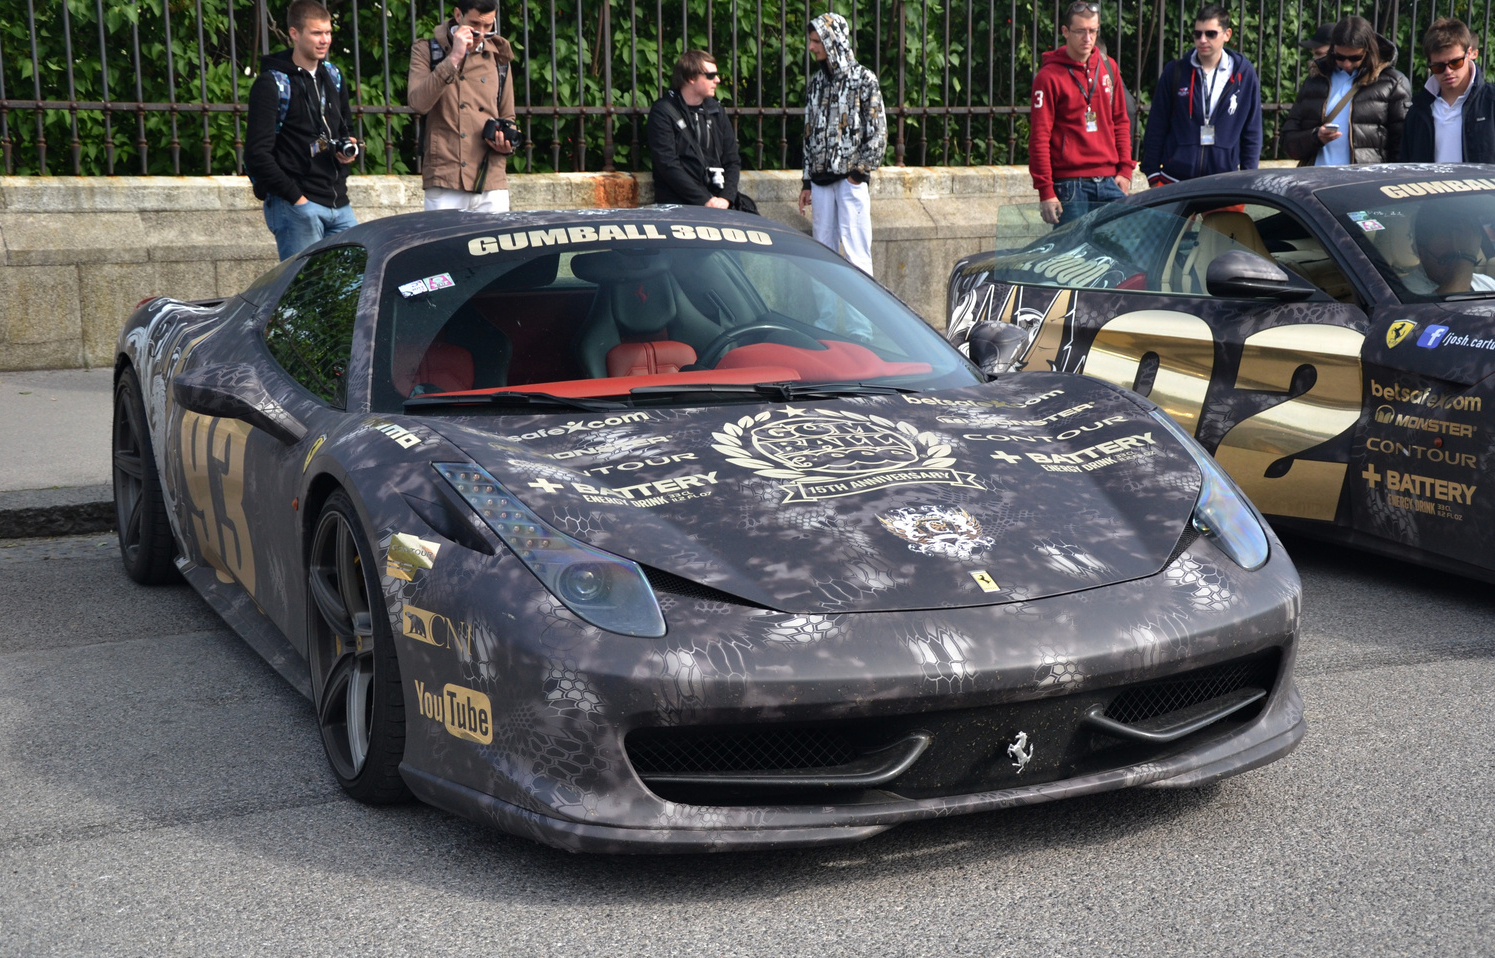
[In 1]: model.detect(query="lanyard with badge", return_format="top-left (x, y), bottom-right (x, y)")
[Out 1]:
top-left (1070, 62), bottom-right (1100, 133)
top-left (1199, 61), bottom-right (1222, 145)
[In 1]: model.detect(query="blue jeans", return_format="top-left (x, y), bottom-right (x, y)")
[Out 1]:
top-left (263, 194), bottom-right (358, 261)
top-left (1054, 176), bottom-right (1125, 227)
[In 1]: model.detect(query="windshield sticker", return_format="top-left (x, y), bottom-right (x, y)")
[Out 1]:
top-left (398, 272), bottom-right (455, 298)
top-left (1357, 219), bottom-right (1385, 232)
top-left (1347, 210), bottom-right (1369, 222)
top-left (468, 223), bottom-right (774, 255)
top-left (712, 406), bottom-right (981, 503)
top-left (1380, 178), bottom-right (1495, 199)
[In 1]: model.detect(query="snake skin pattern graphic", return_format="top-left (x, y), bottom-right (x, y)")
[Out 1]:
top-left (116, 208), bottom-right (1304, 851)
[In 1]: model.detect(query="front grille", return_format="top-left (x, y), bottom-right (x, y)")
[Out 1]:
top-left (1104, 651), bottom-right (1278, 726)
top-left (628, 726), bottom-right (859, 775)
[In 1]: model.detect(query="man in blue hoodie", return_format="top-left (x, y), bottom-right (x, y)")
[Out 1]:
top-left (1139, 4), bottom-right (1261, 187)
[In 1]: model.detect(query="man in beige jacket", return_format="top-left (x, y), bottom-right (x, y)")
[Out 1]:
top-left (407, 0), bottom-right (517, 212)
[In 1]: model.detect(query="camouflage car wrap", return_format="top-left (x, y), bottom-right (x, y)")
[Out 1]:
top-left (949, 164), bottom-right (1495, 584)
top-left (117, 208), bottom-right (1302, 852)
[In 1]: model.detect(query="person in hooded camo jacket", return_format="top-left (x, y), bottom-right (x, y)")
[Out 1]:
top-left (796, 12), bottom-right (888, 276)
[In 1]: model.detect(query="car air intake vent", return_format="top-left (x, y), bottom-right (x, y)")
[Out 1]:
top-left (1167, 525), bottom-right (1202, 566)
top-left (642, 566), bottom-right (766, 607)
top-left (628, 726), bottom-right (859, 775)
top-left (1104, 651), bottom-right (1279, 726)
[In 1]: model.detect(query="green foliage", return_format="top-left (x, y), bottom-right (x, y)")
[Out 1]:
top-left (0, 0), bottom-right (1476, 175)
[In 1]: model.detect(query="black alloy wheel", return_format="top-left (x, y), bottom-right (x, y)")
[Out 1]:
top-left (307, 490), bottom-right (411, 804)
top-left (112, 367), bottom-right (179, 584)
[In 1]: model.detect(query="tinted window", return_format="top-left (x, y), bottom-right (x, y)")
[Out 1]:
top-left (264, 246), bottom-right (367, 406)
top-left (372, 223), bottom-right (980, 412)
top-left (1320, 186), bottom-right (1495, 303)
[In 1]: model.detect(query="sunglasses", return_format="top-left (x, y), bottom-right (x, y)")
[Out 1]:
top-left (1430, 54), bottom-right (1469, 73)
top-left (1193, 29), bottom-right (1220, 39)
top-left (1066, 2), bottom-right (1100, 13)
top-left (1333, 52), bottom-right (1365, 63)
top-left (700, 71), bottom-right (721, 80)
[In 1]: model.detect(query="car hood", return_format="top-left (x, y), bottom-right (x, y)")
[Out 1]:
top-left (429, 374), bottom-right (1202, 614)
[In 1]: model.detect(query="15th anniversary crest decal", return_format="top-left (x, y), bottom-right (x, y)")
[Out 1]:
top-left (711, 406), bottom-right (981, 502)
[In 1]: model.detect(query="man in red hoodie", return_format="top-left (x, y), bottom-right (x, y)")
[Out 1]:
top-left (1028, 2), bottom-right (1134, 226)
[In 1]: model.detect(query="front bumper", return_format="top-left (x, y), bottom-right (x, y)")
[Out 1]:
top-left (392, 534), bottom-right (1303, 852)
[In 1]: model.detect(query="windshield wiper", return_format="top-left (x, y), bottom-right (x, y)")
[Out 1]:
top-left (629, 381), bottom-right (920, 402)
top-left (405, 390), bottom-right (628, 412)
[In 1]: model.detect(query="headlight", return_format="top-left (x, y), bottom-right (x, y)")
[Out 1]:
top-left (434, 463), bottom-right (666, 637)
top-left (1149, 411), bottom-right (1270, 571)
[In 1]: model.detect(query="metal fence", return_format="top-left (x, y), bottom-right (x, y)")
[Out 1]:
top-left (1, 0), bottom-right (1489, 177)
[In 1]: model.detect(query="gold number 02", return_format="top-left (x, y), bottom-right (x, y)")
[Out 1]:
top-left (1083, 312), bottom-right (1364, 521)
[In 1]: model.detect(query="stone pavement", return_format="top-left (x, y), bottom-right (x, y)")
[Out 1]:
top-left (0, 368), bottom-right (115, 538)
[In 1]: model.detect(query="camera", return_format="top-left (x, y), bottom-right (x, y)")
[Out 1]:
top-left (483, 117), bottom-right (521, 148)
top-left (314, 134), bottom-right (359, 159)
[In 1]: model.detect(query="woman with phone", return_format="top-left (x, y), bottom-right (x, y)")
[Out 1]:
top-left (1279, 16), bottom-right (1410, 165)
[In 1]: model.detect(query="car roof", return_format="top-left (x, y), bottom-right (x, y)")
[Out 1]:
top-left (1131, 163), bottom-right (1495, 206)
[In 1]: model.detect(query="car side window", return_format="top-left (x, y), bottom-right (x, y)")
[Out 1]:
top-left (263, 246), bottom-right (368, 407)
top-left (1240, 203), bottom-right (1357, 303)
top-left (1166, 201), bottom-right (1355, 304)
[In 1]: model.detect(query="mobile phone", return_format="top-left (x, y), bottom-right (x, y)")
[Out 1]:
top-left (1323, 123), bottom-right (1340, 133)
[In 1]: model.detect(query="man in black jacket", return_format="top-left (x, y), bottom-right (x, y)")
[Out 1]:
top-left (1401, 18), bottom-right (1495, 163)
top-left (244, 0), bottom-right (359, 260)
top-left (646, 50), bottom-right (742, 208)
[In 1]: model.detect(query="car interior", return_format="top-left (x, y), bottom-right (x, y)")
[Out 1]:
top-left (1161, 203), bottom-right (1357, 303)
top-left (381, 244), bottom-right (940, 407)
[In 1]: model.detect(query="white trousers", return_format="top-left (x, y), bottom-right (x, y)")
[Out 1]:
top-left (424, 186), bottom-right (511, 213)
top-left (810, 178), bottom-right (873, 275)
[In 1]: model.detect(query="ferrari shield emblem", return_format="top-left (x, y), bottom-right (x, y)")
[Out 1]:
top-left (1386, 320), bottom-right (1417, 348)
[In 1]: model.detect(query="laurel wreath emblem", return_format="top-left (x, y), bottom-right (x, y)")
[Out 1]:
top-left (710, 408), bottom-right (957, 482)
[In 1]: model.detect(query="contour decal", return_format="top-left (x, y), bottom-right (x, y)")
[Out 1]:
top-left (712, 406), bottom-right (980, 502)
top-left (387, 533), bottom-right (442, 581)
top-left (878, 506), bottom-right (996, 560)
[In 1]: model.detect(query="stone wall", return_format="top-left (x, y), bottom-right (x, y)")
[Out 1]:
top-left (0, 166), bottom-right (1067, 372)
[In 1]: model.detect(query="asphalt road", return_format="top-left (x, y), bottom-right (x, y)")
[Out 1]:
top-left (1, 533), bottom-right (1491, 958)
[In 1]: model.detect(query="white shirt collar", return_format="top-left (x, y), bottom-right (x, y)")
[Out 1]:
top-left (1189, 49), bottom-right (1232, 76)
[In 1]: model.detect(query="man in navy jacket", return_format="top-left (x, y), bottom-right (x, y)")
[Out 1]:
top-left (1140, 4), bottom-right (1262, 186)
top-left (1400, 17), bottom-right (1495, 163)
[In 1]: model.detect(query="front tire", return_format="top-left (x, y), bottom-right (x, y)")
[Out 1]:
top-left (307, 490), bottom-right (411, 804)
top-left (113, 367), bottom-right (179, 584)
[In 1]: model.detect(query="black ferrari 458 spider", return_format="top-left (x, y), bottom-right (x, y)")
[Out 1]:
top-left (113, 208), bottom-right (1302, 851)
top-left (949, 164), bottom-right (1495, 583)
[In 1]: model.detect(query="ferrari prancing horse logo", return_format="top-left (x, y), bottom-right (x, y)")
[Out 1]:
top-left (1387, 320), bottom-right (1417, 348)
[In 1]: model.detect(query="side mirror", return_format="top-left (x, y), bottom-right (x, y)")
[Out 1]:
top-left (967, 321), bottom-right (1030, 377)
top-left (173, 363), bottom-right (309, 446)
top-left (1205, 249), bottom-right (1317, 301)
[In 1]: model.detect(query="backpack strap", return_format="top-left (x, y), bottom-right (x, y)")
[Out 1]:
top-left (322, 60), bottom-right (343, 92)
top-left (428, 37), bottom-right (445, 69)
top-left (269, 69), bottom-right (292, 132)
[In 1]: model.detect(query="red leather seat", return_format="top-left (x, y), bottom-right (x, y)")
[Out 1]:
top-left (605, 340), bottom-right (697, 377)
top-left (411, 338), bottom-right (475, 394)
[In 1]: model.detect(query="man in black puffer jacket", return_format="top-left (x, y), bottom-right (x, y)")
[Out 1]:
top-left (646, 50), bottom-right (743, 209)
top-left (1280, 16), bottom-right (1410, 166)
top-left (1401, 17), bottom-right (1495, 163)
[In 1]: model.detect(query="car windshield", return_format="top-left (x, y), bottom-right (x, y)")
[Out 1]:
top-left (371, 220), bottom-right (980, 412)
top-left (981, 201), bottom-right (1282, 295)
top-left (1318, 181), bottom-right (1495, 303)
